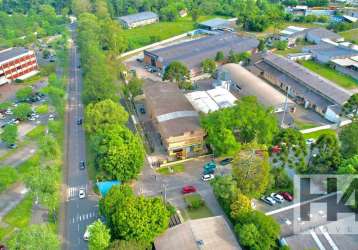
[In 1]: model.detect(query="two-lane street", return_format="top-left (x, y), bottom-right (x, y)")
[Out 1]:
top-left (62, 23), bottom-right (98, 250)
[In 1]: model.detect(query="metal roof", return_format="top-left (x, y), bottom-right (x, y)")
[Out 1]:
top-left (199, 18), bottom-right (231, 28)
top-left (0, 47), bottom-right (29, 64)
top-left (262, 53), bottom-right (351, 105)
top-left (306, 28), bottom-right (342, 41)
top-left (146, 33), bottom-right (258, 70)
top-left (118, 11), bottom-right (158, 25)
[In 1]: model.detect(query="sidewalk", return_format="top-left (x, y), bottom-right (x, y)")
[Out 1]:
top-left (0, 143), bottom-right (37, 168)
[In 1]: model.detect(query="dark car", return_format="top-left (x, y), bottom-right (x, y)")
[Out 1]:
top-left (8, 144), bottom-right (17, 149)
top-left (136, 58), bottom-right (143, 63)
top-left (139, 107), bottom-right (146, 114)
top-left (182, 185), bottom-right (196, 194)
top-left (79, 161), bottom-right (86, 170)
top-left (203, 168), bottom-right (215, 175)
top-left (77, 118), bottom-right (83, 125)
top-left (77, 65), bottom-right (81, 69)
top-left (220, 158), bottom-right (233, 165)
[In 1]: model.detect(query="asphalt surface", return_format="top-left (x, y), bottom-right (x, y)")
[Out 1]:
top-left (62, 23), bottom-right (98, 250)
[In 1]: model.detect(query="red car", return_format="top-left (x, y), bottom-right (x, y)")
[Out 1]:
top-left (280, 192), bottom-right (293, 201)
top-left (182, 185), bottom-right (196, 194)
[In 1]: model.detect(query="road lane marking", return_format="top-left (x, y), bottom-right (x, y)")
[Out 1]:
top-left (319, 226), bottom-right (339, 250)
top-left (310, 229), bottom-right (326, 250)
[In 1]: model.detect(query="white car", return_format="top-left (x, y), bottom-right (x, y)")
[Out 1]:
top-left (201, 174), bottom-right (215, 181)
top-left (306, 138), bottom-right (315, 145)
top-left (79, 188), bottom-right (86, 199)
top-left (261, 196), bottom-right (276, 206)
top-left (5, 109), bottom-right (13, 115)
top-left (83, 224), bottom-right (93, 241)
top-left (271, 193), bottom-right (284, 203)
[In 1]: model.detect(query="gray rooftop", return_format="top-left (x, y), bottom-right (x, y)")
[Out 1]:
top-left (306, 28), bottom-right (342, 41)
top-left (199, 18), bottom-right (231, 28)
top-left (0, 47), bottom-right (29, 63)
top-left (146, 33), bottom-right (258, 70)
top-left (262, 53), bottom-right (351, 105)
top-left (118, 11), bottom-right (158, 25)
top-left (306, 44), bottom-right (358, 58)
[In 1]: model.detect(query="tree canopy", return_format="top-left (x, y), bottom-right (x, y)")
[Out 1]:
top-left (342, 94), bottom-right (358, 120)
top-left (88, 220), bottom-right (111, 250)
top-left (1, 124), bottom-right (18, 146)
top-left (162, 61), bottom-right (190, 84)
top-left (13, 103), bottom-right (32, 120)
top-left (339, 121), bottom-right (358, 159)
top-left (100, 185), bottom-right (170, 243)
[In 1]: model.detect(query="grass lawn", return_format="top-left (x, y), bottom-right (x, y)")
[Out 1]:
top-left (17, 154), bottom-right (40, 178)
top-left (300, 60), bottom-right (358, 89)
top-left (294, 120), bottom-right (318, 130)
top-left (156, 164), bottom-right (184, 175)
top-left (186, 204), bottom-right (213, 220)
top-left (25, 125), bottom-right (46, 140)
top-left (339, 28), bottom-right (358, 43)
top-left (0, 167), bottom-right (18, 193)
top-left (302, 129), bottom-right (337, 140)
top-left (35, 104), bottom-right (49, 114)
top-left (124, 15), bottom-right (220, 50)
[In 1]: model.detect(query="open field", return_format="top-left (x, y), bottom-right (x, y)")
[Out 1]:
top-left (302, 129), bottom-right (337, 140)
top-left (300, 60), bottom-right (358, 89)
top-left (123, 16), bottom-right (221, 50)
top-left (339, 28), bottom-right (358, 43)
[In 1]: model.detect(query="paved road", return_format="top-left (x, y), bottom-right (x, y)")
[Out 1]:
top-left (62, 23), bottom-right (98, 250)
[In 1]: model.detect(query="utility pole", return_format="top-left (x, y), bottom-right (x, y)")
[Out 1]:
top-left (280, 86), bottom-right (290, 128)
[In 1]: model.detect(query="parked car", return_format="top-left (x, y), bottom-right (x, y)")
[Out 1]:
top-left (271, 193), bottom-right (284, 203)
top-left (9, 118), bottom-right (19, 125)
top-left (182, 185), bottom-right (196, 194)
top-left (139, 107), bottom-right (146, 114)
top-left (261, 196), bottom-right (276, 206)
top-left (8, 144), bottom-right (17, 149)
top-left (79, 188), bottom-right (86, 199)
top-left (49, 114), bottom-right (55, 121)
top-left (136, 58), bottom-right (143, 63)
top-left (77, 118), bottom-right (83, 125)
top-left (201, 174), bottom-right (215, 181)
top-left (279, 191), bottom-right (293, 201)
top-left (306, 138), bottom-right (315, 145)
top-left (79, 160), bottom-right (86, 170)
top-left (220, 158), bottom-right (233, 165)
top-left (203, 168), bottom-right (215, 175)
top-left (83, 224), bottom-right (93, 241)
top-left (5, 109), bottom-right (12, 115)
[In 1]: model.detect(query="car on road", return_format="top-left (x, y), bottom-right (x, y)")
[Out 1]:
top-left (261, 196), bottom-right (276, 206)
top-left (182, 185), bottom-right (196, 194)
top-left (83, 224), bottom-right (93, 241)
top-left (77, 118), bottom-right (83, 125)
top-left (306, 138), bottom-right (315, 145)
top-left (220, 158), bottom-right (233, 165)
top-left (201, 174), bottom-right (215, 181)
top-left (136, 58), bottom-right (143, 63)
top-left (279, 191), bottom-right (293, 201)
top-left (79, 188), bottom-right (86, 199)
top-left (271, 193), bottom-right (284, 203)
top-left (79, 161), bottom-right (86, 170)
top-left (8, 144), bottom-right (17, 149)
top-left (139, 107), bottom-right (146, 114)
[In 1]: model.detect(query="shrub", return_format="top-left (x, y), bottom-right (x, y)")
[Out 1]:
top-left (184, 194), bottom-right (204, 209)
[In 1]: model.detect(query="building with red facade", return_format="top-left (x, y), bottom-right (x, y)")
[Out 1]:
top-left (0, 47), bottom-right (39, 85)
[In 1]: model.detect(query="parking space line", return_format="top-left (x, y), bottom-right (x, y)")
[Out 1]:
top-left (310, 229), bottom-right (326, 250)
top-left (319, 226), bottom-right (339, 250)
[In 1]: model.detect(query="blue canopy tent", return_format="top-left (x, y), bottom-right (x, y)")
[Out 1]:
top-left (96, 181), bottom-right (121, 197)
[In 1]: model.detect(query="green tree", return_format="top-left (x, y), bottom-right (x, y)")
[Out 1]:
top-left (230, 192), bottom-right (252, 221)
top-left (342, 93), bottom-right (358, 120)
top-left (126, 77), bottom-right (144, 98)
top-left (13, 103), bottom-right (32, 120)
top-left (236, 210), bottom-right (280, 250)
top-left (85, 99), bottom-right (128, 133)
top-left (215, 51), bottom-right (225, 62)
top-left (16, 86), bottom-right (32, 101)
top-left (211, 175), bottom-right (238, 214)
top-left (232, 147), bottom-right (270, 198)
top-left (1, 124), bottom-right (17, 146)
top-left (258, 39), bottom-right (266, 51)
top-left (100, 18), bottom-right (128, 54)
top-left (93, 125), bottom-right (145, 181)
top-left (339, 121), bottom-right (358, 159)
top-left (100, 185), bottom-right (170, 242)
top-left (88, 220), bottom-right (111, 250)
top-left (273, 40), bottom-right (288, 50)
top-left (191, 8), bottom-right (200, 22)
top-left (337, 155), bottom-right (358, 174)
top-left (8, 224), bottom-right (60, 250)
top-left (72, 0), bottom-right (92, 15)
top-left (162, 61), bottom-right (190, 84)
top-left (310, 134), bottom-right (341, 174)
top-left (39, 135), bottom-right (60, 160)
top-left (201, 58), bottom-right (217, 74)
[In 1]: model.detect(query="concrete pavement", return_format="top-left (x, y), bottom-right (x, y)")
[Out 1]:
top-left (60, 23), bottom-right (98, 250)
top-left (0, 143), bottom-right (37, 168)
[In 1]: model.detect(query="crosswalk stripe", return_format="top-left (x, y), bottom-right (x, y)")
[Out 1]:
top-left (310, 229), bottom-right (326, 250)
top-left (319, 226), bottom-right (339, 250)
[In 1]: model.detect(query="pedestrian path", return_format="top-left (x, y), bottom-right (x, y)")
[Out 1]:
top-left (1, 143), bottom-right (37, 168)
top-left (0, 183), bottom-right (28, 219)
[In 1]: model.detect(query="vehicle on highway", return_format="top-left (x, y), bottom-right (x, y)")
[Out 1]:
top-left (279, 191), bottom-right (293, 201)
top-left (182, 185), bottom-right (196, 194)
top-left (79, 188), bottom-right (86, 199)
top-left (202, 174), bottom-right (215, 181)
top-left (306, 138), bottom-right (315, 145)
top-left (8, 144), bottom-right (17, 149)
top-left (220, 158), bottom-right (233, 165)
top-left (83, 224), bottom-right (93, 241)
top-left (261, 196), bottom-right (276, 206)
top-left (271, 193), bottom-right (284, 203)
top-left (79, 160), bottom-right (86, 170)
top-left (77, 118), bottom-right (83, 125)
